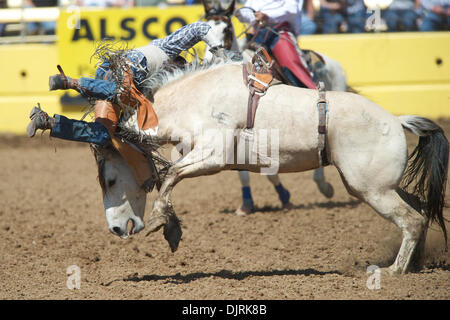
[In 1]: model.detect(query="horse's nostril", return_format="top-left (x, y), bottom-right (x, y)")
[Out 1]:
top-left (112, 226), bottom-right (121, 235)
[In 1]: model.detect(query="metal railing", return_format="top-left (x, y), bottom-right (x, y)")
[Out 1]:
top-left (0, 6), bottom-right (60, 44)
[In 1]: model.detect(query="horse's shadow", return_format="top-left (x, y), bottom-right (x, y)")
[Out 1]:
top-left (103, 268), bottom-right (342, 286)
top-left (220, 199), bottom-right (361, 214)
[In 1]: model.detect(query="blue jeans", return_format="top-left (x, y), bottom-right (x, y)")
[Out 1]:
top-left (78, 50), bottom-right (148, 101)
top-left (79, 76), bottom-right (117, 101)
top-left (49, 51), bottom-right (151, 146)
top-left (347, 8), bottom-right (367, 33)
top-left (383, 9), bottom-right (417, 31)
top-left (300, 14), bottom-right (317, 35)
top-left (419, 10), bottom-right (450, 31)
top-left (251, 25), bottom-right (280, 51)
top-left (27, 21), bottom-right (56, 35)
top-left (320, 9), bottom-right (345, 34)
top-left (321, 8), bottom-right (366, 33)
top-left (50, 114), bottom-right (111, 146)
top-left (49, 50), bottom-right (150, 146)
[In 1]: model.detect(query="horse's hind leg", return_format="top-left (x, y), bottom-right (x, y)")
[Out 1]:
top-left (334, 149), bottom-right (426, 273)
top-left (358, 188), bottom-right (427, 274)
top-left (395, 188), bottom-right (429, 271)
top-left (336, 168), bottom-right (428, 270)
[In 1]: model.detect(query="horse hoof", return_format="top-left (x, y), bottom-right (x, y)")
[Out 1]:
top-left (379, 266), bottom-right (401, 276)
top-left (235, 205), bottom-right (253, 216)
top-left (163, 215), bottom-right (182, 253)
top-left (283, 202), bottom-right (294, 211)
top-left (146, 215), bottom-right (167, 235)
top-left (318, 182), bottom-right (334, 198)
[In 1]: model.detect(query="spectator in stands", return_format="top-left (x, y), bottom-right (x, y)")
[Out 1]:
top-left (346, 0), bottom-right (367, 32)
top-left (26, 0), bottom-right (57, 35)
top-left (319, 0), bottom-right (366, 33)
top-left (382, 0), bottom-right (419, 31)
top-left (133, 0), bottom-right (166, 6)
top-left (166, 0), bottom-right (186, 5)
top-left (300, 0), bottom-right (318, 34)
top-left (0, 0), bottom-right (6, 37)
top-left (418, 0), bottom-right (450, 31)
top-left (77, 0), bottom-right (133, 7)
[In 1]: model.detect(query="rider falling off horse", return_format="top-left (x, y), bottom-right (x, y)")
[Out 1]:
top-left (26, 21), bottom-right (231, 192)
top-left (27, 21), bottom-right (225, 146)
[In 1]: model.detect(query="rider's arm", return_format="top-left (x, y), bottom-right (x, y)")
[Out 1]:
top-left (236, 0), bottom-right (258, 24)
top-left (263, 0), bottom-right (299, 24)
top-left (149, 21), bottom-right (213, 59)
top-left (237, 0), bottom-right (299, 24)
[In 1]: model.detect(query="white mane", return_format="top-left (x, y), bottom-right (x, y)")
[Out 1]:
top-left (141, 55), bottom-right (241, 95)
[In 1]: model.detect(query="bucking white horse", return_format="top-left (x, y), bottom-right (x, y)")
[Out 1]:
top-left (91, 57), bottom-right (448, 275)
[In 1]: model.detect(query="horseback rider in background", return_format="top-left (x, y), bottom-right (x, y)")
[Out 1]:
top-left (235, 0), bottom-right (317, 89)
top-left (232, 0), bottom-right (323, 215)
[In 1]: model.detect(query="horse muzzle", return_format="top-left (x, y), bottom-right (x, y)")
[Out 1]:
top-left (109, 216), bottom-right (145, 239)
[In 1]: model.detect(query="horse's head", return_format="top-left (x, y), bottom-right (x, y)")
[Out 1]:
top-left (202, 0), bottom-right (235, 18)
top-left (202, 0), bottom-right (236, 51)
top-left (91, 145), bottom-right (146, 239)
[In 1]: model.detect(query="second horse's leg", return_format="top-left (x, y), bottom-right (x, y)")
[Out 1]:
top-left (235, 171), bottom-right (255, 216)
top-left (313, 167), bottom-right (334, 198)
top-left (266, 174), bottom-right (293, 210)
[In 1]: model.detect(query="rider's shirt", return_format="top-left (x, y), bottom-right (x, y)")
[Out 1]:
top-left (150, 21), bottom-right (212, 59)
top-left (134, 21), bottom-right (212, 76)
top-left (238, 0), bottom-right (304, 36)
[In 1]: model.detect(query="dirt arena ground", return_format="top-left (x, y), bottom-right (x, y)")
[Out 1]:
top-left (0, 120), bottom-right (449, 300)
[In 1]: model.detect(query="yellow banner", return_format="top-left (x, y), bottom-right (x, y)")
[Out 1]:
top-left (57, 5), bottom-right (207, 79)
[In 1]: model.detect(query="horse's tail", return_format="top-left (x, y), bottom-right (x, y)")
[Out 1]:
top-left (398, 115), bottom-right (449, 247)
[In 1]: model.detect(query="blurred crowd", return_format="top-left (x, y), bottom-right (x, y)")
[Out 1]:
top-left (0, 0), bottom-right (448, 37)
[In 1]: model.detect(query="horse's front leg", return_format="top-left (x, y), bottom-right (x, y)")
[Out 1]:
top-left (146, 167), bottom-right (182, 252)
top-left (147, 168), bottom-right (179, 233)
top-left (146, 142), bottom-right (226, 252)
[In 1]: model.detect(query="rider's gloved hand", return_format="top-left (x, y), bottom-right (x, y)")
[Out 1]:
top-left (254, 12), bottom-right (269, 26)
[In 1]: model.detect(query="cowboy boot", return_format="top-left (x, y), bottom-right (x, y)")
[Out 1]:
top-left (49, 65), bottom-right (81, 92)
top-left (48, 74), bottom-right (80, 91)
top-left (26, 103), bottom-right (54, 138)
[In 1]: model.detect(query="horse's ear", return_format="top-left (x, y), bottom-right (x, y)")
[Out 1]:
top-left (90, 143), bottom-right (115, 161)
top-left (224, 0), bottom-right (236, 17)
top-left (201, 0), bottom-right (214, 15)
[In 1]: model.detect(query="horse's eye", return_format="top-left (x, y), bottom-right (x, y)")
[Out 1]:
top-left (108, 179), bottom-right (116, 188)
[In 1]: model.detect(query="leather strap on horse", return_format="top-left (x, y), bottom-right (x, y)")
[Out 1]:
top-left (110, 137), bottom-right (161, 192)
top-left (317, 82), bottom-right (330, 167)
top-left (94, 98), bottom-right (160, 192)
top-left (243, 47), bottom-right (274, 130)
